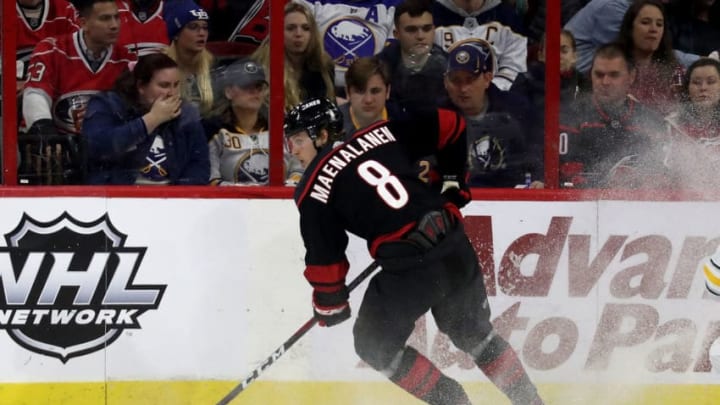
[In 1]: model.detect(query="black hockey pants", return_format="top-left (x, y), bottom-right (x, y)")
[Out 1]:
top-left (353, 210), bottom-right (494, 371)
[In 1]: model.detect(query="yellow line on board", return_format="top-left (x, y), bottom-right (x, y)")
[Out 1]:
top-left (0, 381), bottom-right (719, 405)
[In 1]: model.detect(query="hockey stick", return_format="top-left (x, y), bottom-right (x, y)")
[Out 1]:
top-left (216, 261), bottom-right (381, 405)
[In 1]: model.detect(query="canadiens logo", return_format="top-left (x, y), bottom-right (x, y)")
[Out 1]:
top-left (325, 18), bottom-right (376, 69)
top-left (55, 91), bottom-right (96, 134)
top-left (0, 213), bottom-right (166, 362)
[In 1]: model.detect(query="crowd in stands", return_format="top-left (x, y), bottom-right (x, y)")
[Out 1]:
top-left (5, 0), bottom-right (720, 188)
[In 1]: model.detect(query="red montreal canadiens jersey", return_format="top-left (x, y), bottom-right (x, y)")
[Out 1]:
top-left (116, 0), bottom-right (170, 56)
top-left (294, 108), bottom-right (466, 268)
top-left (16, 0), bottom-right (79, 80)
top-left (25, 31), bottom-right (135, 134)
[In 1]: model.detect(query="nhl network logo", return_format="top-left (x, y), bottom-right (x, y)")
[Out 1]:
top-left (0, 212), bottom-right (166, 362)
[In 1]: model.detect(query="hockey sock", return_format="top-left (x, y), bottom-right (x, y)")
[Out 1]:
top-left (474, 334), bottom-right (544, 405)
top-left (388, 346), bottom-right (471, 405)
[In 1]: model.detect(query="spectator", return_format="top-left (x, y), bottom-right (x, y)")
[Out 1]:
top-left (22, 0), bottom-right (130, 134)
top-left (340, 55), bottom-right (441, 185)
top-left (516, 30), bottom-right (581, 156)
top-left (340, 56), bottom-right (393, 137)
top-left (296, 0), bottom-right (403, 94)
top-left (616, 0), bottom-right (683, 115)
top-left (565, 0), bottom-right (638, 74)
top-left (432, 0), bottom-right (528, 91)
top-left (197, 0), bottom-right (269, 63)
top-left (525, 30), bottom-right (580, 110)
top-left (206, 58), bottom-right (302, 185)
top-left (664, 57), bottom-right (720, 189)
top-left (252, 2), bottom-right (335, 111)
top-left (20, 0), bottom-right (134, 184)
top-left (163, 0), bottom-right (216, 117)
top-left (666, 0), bottom-right (720, 62)
top-left (520, 29), bottom-right (580, 147)
top-left (443, 38), bottom-right (543, 188)
top-left (377, 0), bottom-right (448, 109)
top-left (16, 0), bottom-right (79, 95)
top-left (82, 52), bottom-right (210, 185)
top-left (116, 0), bottom-right (170, 56)
top-left (565, 0), bottom-right (705, 74)
top-left (559, 42), bottom-right (667, 188)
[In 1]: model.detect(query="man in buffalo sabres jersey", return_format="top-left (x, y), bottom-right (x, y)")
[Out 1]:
top-left (285, 97), bottom-right (545, 405)
top-left (432, 0), bottom-right (527, 91)
top-left (22, 0), bottom-right (135, 136)
top-left (116, 0), bottom-right (170, 56)
top-left (16, 0), bottom-right (79, 90)
top-left (443, 39), bottom-right (543, 187)
top-left (208, 58), bottom-right (302, 185)
top-left (296, 0), bottom-right (403, 91)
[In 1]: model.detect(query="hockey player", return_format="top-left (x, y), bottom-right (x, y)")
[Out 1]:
top-left (285, 97), bottom-right (545, 405)
top-left (116, 0), bottom-right (170, 56)
top-left (432, 0), bottom-right (527, 91)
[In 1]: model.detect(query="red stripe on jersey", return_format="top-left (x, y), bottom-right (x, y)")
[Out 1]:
top-left (368, 222), bottom-right (415, 257)
top-left (436, 109), bottom-right (465, 150)
top-left (303, 259), bottom-right (349, 289)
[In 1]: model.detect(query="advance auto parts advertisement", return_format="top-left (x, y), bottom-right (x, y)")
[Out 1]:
top-left (0, 198), bottom-right (717, 405)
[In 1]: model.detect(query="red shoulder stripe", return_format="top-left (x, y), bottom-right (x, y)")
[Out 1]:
top-left (436, 109), bottom-right (465, 150)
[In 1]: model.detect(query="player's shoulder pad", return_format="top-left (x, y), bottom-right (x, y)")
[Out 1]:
top-left (437, 108), bottom-right (466, 148)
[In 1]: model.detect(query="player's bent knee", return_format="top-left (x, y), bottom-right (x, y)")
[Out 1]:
top-left (353, 323), bottom-right (401, 370)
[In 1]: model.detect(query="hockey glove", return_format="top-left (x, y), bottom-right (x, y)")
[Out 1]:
top-left (312, 286), bottom-right (351, 327)
top-left (441, 175), bottom-right (471, 208)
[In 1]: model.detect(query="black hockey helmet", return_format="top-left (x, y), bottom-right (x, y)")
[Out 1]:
top-left (284, 97), bottom-right (344, 141)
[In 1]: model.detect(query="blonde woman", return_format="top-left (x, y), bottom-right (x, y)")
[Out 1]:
top-left (163, 0), bottom-right (215, 117)
top-left (252, 1), bottom-right (335, 111)
top-left (207, 58), bottom-right (303, 185)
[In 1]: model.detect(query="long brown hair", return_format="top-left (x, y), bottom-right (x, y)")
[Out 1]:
top-left (113, 53), bottom-right (178, 105)
top-left (252, 2), bottom-right (335, 111)
top-left (616, 0), bottom-right (677, 67)
top-left (165, 42), bottom-right (215, 116)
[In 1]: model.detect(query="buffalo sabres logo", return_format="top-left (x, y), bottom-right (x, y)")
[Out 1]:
top-left (0, 213), bottom-right (166, 362)
top-left (236, 152), bottom-right (269, 184)
top-left (455, 50), bottom-right (471, 65)
top-left (324, 18), bottom-right (377, 69)
top-left (244, 61), bottom-right (260, 74)
top-left (471, 135), bottom-right (506, 171)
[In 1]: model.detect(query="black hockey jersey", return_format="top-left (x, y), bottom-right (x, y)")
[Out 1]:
top-left (294, 109), bottom-right (466, 272)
